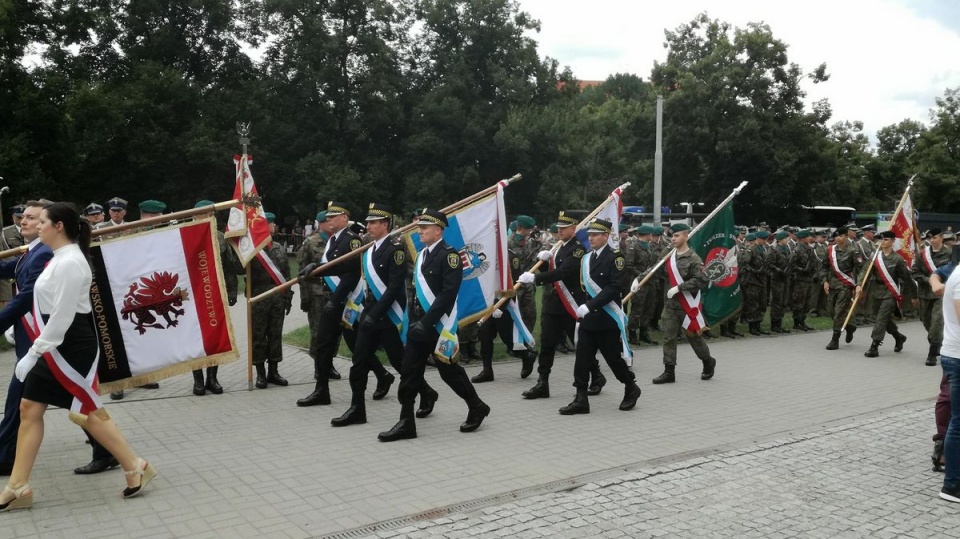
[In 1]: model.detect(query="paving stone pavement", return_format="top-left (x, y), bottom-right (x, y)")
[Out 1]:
top-left (0, 299), bottom-right (950, 538)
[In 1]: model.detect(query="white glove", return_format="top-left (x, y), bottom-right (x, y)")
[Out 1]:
top-left (518, 272), bottom-right (536, 284)
top-left (630, 278), bottom-right (642, 293)
top-left (576, 304), bottom-right (590, 318)
top-left (491, 309), bottom-right (503, 319)
top-left (15, 351), bottom-right (40, 382)
top-left (4, 326), bottom-right (14, 346)
top-left (537, 250), bottom-right (552, 262)
top-left (667, 286), bottom-right (680, 299)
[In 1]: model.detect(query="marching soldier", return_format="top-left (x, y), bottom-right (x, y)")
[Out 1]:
top-left (378, 209), bottom-right (490, 441)
top-left (858, 230), bottom-right (918, 357)
top-left (558, 218), bottom-right (640, 415)
top-left (913, 229), bottom-right (955, 365)
top-left (822, 226), bottom-right (862, 350)
top-left (296, 211), bottom-right (343, 381)
top-left (790, 229), bottom-right (818, 331)
top-left (297, 201), bottom-right (362, 406)
top-left (250, 212), bottom-right (293, 388)
top-left (647, 223), bottom-right (717, 385)
top-left (767, 231), bottom-right (792, 333)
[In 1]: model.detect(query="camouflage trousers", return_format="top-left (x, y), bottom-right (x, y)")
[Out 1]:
top-left (769, 279), bottom-right (789, 321)
top-left (791, 279), bottom-right (815, 317)
top-left (627, 288), bottom-right (653, 331)
top-left (869, 296), bottom-right (901, 342)
top-left (516, 283), bottom-right (537, 333)
top-left (661, 306), bottom-right (712, 366)
top-left (252, 295), bottom-right (286, 365)
top-left (826, 286), bottom-right (856, 331)
top-left (920, 297), bottom-right (944, 345)
top-left (741, 280), bottom-right (766, 323)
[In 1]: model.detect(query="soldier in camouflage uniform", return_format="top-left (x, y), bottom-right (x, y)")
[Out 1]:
top-left (628, 225), bottom-right (659, 344)
top-left (650, 226), bottom-right (670, 330)
top-left (618, 225), bottom-right (641, 344)
top-left (740, 232), bottom-right (769, 335)
top-left (852, 225), bottom-right (877, 325)
top-left (0, 204), bottom-right (25, 307)
top-left (508, 215), bottom-right (542, 333)
top-left (790, 229), bottom-right (818, 331)
top-left (766, 231), bottom-right (792, 333)
top-left (913, 229), bottom-right (955, 365)
top-left (822, 226), bottom-right (862, 350)
top-left (812, 230), bottom-right (828, 316)
top-left (297, 211), bottom-right (340, 381)
top-left (858, 230), bottom-right (918, 357)
top-left (250, 212), bottom-right (294, 388)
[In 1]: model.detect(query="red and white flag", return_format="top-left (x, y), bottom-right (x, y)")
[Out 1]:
top-left (890, 194), bottom-right (917, 268)
top-left (225, 154), bottom-right (272, 266)
top-left (90, 218), bottom-right (239, 391)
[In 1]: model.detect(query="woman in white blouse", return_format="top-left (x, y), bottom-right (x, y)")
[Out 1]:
top-left (0, 202), bottom-right (156, 512)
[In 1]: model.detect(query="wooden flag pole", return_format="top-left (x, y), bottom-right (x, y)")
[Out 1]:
top-left (621, 180), bottom-right (749, 305)
top-left (839, 174), bottom-right (916, 332)
top-left (235, 122), bottom-right (256, 391)
top-left (248, 174), bottom-right (524, 305)
top-left (90, 200), bottom-right (238, 238)
top-left (473, 182), bottom-right (631, 327)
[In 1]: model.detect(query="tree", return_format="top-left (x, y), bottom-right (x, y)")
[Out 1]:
top-left (910, 86), bottom-right (960, 212)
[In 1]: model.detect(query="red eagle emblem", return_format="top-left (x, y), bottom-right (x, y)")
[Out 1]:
top-left (121, 271), bottom-right (190, 334)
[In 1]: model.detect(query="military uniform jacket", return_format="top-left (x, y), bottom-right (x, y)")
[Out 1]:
top-left (216, 230), bottom-right (242, 303)
top-left (509, 233), bottom-right (542, 273)
top-left (362, 238), bottom-right (407, 326)
top-left (822, 241), bottom-right (861, 289)
top-left (740, 243), bottom-right (766, 285)
top-left (659, 249), bottom-right (708, 309)
top-left (580, 246), bottom-right (625, 331)
top-left (411, 240), bottom-right (461, 330)
top-left (534, 239), bottom-right (586, 316)
top-left (912, 245), bottom-right (952, 300)
top-left (314, 228), bottom-right (362, 305)
top-left (791, 243), bottom-right (818, 282)
top-left (297, 233), bottom-right (328, 296)
top-left (1, 225), bottom-right (23, 250)
top-left (250, 242), bottom-right (292, 298)
top-left (766, 244), bottom-right (792, 280)
top-left (859, 250), bottom-right (917, 300)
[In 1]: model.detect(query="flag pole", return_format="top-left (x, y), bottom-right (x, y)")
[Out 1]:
top-left (473, 182), bottom-right (631, 326)
top-left (840, 174), bottom-right (916, 332)
top-left (89, 200), bottom-right (239, 239)
top-left (237, 122), bottom-right (255, 391)
top-left (621, 180), bottom-right (748, 305)
top-left (248, 174), bottom-right (524, 305)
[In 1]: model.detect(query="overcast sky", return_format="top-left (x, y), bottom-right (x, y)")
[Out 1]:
top-left (517, 0), bottom-right (960, 141)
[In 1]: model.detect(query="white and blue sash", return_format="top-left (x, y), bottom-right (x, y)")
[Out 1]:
top-left (503, 298), bottom-right (535, 350)
top-left (361, 246), bottom-right (404, 331)
top-left (402, 249), bottom-right (459, 363)
top-left (581, 252), bottom-right (633, 365)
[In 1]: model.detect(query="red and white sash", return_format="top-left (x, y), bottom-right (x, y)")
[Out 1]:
top-left (255, 247), bottom-right (285, 286)
top-left (666, 251), bottom-right (706, 333)
top-left (873, 252), bottom-right (902, 307)
top-left (549, 244), bottom-right (579, 321)
top-left (22, 296), bottom-right (104, 423)
top-left (921, 246), bottom-right (938, 275)
top-left (828, 245), bottom-right (857, 288)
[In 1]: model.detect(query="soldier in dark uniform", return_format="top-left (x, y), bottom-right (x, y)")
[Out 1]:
top-left (331, 204), bottom-right (437, 426)
top-left (378, 209), bottom-right (490, 441)
top-left (517, 211), bottom-right (603, 399)
top-left (558, 218), bottom-right (641, 415)
top-left (790, 229), bottom-right (818, 331)
top-left (858, 230), bottom-right (918, 357)
top-left (190, 200), bottom-right (242, 395)
top-left (913, 229), bottom-right (955, 365)
top-left (767, 231), bottom-right (792, 333)
top-left (822, 226), bottom-right (862, 350)
top-left (297, 201), bottom-right (362, 406)
top-left (740, 232), bottom-right (769, 335)
top-left (650, 223), bottom-right (717, 385)
top-left (250, 212), bottom-right (293, 388)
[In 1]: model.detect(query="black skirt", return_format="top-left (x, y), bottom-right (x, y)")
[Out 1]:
top-left (23, 313), bottom-right (99, 409)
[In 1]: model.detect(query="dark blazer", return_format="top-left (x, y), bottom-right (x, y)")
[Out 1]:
top-left (0, 243), bottom-right (54, 358)
top-left (579, 246), bottom-right (625, 331)
top-left (315, 228), bottom-right (362, 305)
top-left (412, 240), bottom-right (461, 329)
top-left (535, 239), bottom-right (587, 316)
top-left (362, 239), bottom-right (407, 327)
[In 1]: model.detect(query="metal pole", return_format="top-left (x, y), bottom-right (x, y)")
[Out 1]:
top-left (654, 95), bottom-right (663, 225)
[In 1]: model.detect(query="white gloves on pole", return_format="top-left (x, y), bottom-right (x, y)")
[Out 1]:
top-left (667, 286), bottom-right (680, 299)
top-left (517, 272), bottom-right (536, 285)
top-left (536, 250), bottom-right (553, 262)
top-left (576, 304), bottom-right (590, 318)
top-left (491, 309), bottom-right (503, 319)
top-left (630, 278), bottom-right (642, 293)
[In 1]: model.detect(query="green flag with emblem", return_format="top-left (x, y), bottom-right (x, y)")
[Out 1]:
top-left (688, 201), bottom-right (741, 325)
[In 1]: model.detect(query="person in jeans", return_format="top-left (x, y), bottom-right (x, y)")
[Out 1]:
top-left (937, 256), bottom-right (960, 502)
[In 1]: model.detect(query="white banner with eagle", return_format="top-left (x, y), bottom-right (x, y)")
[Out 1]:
top-left (90, 218), bottom-right (239, 392)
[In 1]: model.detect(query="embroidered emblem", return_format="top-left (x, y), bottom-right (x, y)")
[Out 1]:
top-left (121, 271), bottom-right (190, 335)
top-left (394, 250), bottom-right (405, 265)
top-left (447, 252), bottom-right (460, 269)
top-left (615, 256), bottom-right (625, 271)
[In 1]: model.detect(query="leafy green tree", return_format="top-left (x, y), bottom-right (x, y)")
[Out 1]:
top-left (910, 87), bottom-right (960, 212)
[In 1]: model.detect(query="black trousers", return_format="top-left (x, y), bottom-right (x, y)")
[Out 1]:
top-left (312, 307), bottom-right (347, 384)
top-left (479, 314), bottom-right (515, 360)
top-left (537, 311), bottom-right (578, 376)
top-left (397, 329), bottom-right (482, 419)
top-left (349, 322), bottom-right (403, 396)
top-left (573, 327), bottom-right (634, 390)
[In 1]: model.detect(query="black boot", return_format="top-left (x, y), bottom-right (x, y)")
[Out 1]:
top-left (520, 351), bottom-right (536, 379)
top-left (328, 366), bottom-right (342, 380)
top-left (267, 361), bottom-right (288, 386)
top-left (331, 394), bottom-right (367, 427)
top-left (720, 325), bottom-right (735, 338)
top-left (628, 329), bottom-right (641, 345)
top-left (749, 321), bottom-right (761, 336)
top-left (587, 369), bottom-right (606, 396)
top-left (845, 325), bottom-right (856, 343)
top-left (471, 358), bottom-right (494, 383)
top-left (297, 381), bottom-right (331, 406)
top-left (770, 319), bottom-right (784, 334)
top-left (893, 332), bottom-right (907, 352)
top-left (460, 402), bottom-right (491, 432)
top-left (461, 342), bottom-right (481, 363)
top-left (619, 383), bottom-right (642, 411)
top-left (825, 330), bottom-right (841, 351)
top-left (927, 344), bottom-right (941, 367)
top-left (795, 317), bottom-right (812, 332)
top-left (378, 418), bottom-right (417, 442)
top-left (864, 340), bottom-right (881, 358)
top-left (652, 364), bottom-right (676, 384)
top-left (934, 439), bottom-right (945, 472)
top-left (559, 389), bottom-right (590, 415)
top-left (192, 370), bottom-right (206, 396)
top-left (416, 385), bottom-right (439, 418)
top-left (255, 364), bottom-right (268, 389)
top-left (522, 375), bottom-right (550, 399)
top-left (205, 366), bottom-right (223, 394)
top-left (372, 372), bottom-right (395, 400)
top-left (701, 357), bottom-right (717, 380)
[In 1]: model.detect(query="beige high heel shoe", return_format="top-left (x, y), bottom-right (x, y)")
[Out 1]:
top-left (122, 458), bottom-right (157, 499)
top-left (0, 484), bottom-right (32, 512)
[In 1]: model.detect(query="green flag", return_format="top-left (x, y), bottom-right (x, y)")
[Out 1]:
top-left (689, 202), bottom-right (741, 325)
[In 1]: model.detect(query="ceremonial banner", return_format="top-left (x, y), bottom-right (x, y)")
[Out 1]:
top-left (889, 194), bottom-right (917, 268)
top-left (576, 185), bottom-right (625, 249)
top-left (225, 154), bottom-right (272, 266)
top-left (687, 201), bottom-right (741, 325)
top-left (90, 218), bottom-right (239, 392)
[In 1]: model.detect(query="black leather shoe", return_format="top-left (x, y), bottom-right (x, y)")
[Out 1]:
top-left (471, 369), bottom-right (494, 383)
top-left (378, 419), bottom-right (417, 442)
top-left (329, 366), bottom-right (342, 380)
top-left (652, 369), bottom-right (675, 384)
top-left (587, 372), bottom-right (606, 396)
top-left (894, 333), bottom-right (907, 352)
top-left (266, 366), bottom-right (288, 386)
top-left (255, 375), bottom-right (268, 389)
top-left (110, 390), bottom-right (124, 400)
top-left (460, 403), bottom-right (490, 432)
top-left (192, 371), bottom-right (206, 396)
top-left (520, 353), bottom-right (536, 379)
top-left (331, 406), bottom-right (367, 427)
top-left (416, 388), bottom-right (439, 418)
top-left (845, 326), bottom-right (856, 343)
top-left (297, 388), bottom-right (331, 406)
top-left (619, 384), bottom-right (642, 411)
top-left (139, 383), bottom-right (160, 389)
top-left (701, 357), bottom-right (717, 380)
top-left (372, 372), bottom-right (395, 400)
top-left (205, 367), bottom-right (223, 394)
top-left (74, 456), bottom-right (119, 475)
top-left (559, 392), bottom-right (590, 415)
top-left (522, 379), bottom-right (550, 399)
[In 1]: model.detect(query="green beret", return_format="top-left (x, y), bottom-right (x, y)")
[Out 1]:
top-left (670, 223), bottom-right (691, 233)
top-left (797, 229), bottom-right (811, 239)
top-left (194, 200), bottom-right (215, 209)
top-left (636, 225), bottom-right (652, 235)
top-left (264, 212), bottom-right (276, 223)
top-left (315, 211), bottom-right (328, 222)
top-left (775, 231), bottom-right (788, 240)
top-left (516, 215), bottom-right (536, 229)
top-left (755, 230), bottom-right (770, 239)
top-left (745, 233), bottom-right (756, 241)
top-left (509, 220), bottom-right (517, 231)
top-left (618, 224), bottom-right (629, 232)
top-left (139, 199), bottom-right (167, 213)
top-left (548, 224), bottom-right (558, 233)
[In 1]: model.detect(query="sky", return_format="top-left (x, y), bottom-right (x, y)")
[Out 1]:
top-left (516, 0), bottom-right (960, 141)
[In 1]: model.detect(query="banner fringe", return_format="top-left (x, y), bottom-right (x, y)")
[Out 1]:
top-left (98, 350), bottom-right (239, 394)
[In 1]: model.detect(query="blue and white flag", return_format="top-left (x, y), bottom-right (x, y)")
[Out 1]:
top-left (576, 185), bottom-right (625, 250)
